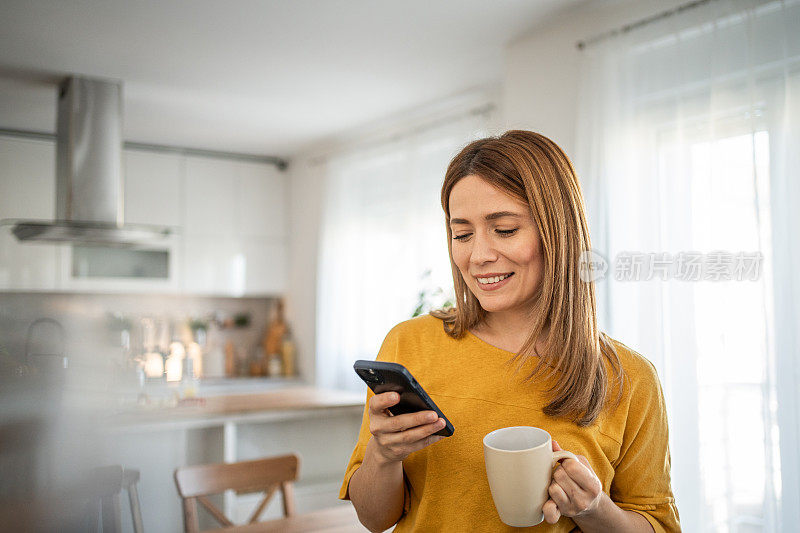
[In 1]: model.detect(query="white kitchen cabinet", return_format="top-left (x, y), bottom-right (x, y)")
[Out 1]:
top-left (237, 161), bottom-right (286, 239)
top-left (124, 150), bottom-right (183, 227)
top-left (0, 137), bottom-right (60, 291)
top-left (0, 137), bottom-right (286, 297)
top-left (181, 237), bottom-right (240, 295)
top-left (182, 238), bottom-right (286, 297)
top-left (184, 156), bottom-right (237, 237)
top-left (181, 157), bottom-right (286, 296)
top-left (237, 238), bottom-right (287, 295)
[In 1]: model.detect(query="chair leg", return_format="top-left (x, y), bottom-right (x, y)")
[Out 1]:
top-left (281, 481), bottom-right (295, 517)
top-left (127, 482), bottom-right (144, 533)
top-left (85, 500), bottom-right (100, 533)
top-left (183, 497), bottom-right (201, 533)
top-left (101, 493), bottom-right (121, 533)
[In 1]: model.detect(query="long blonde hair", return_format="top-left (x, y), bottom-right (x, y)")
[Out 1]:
top-left (431, 130), bottom-right (623, 426)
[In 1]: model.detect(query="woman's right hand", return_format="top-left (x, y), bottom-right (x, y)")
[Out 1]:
top-left (367, 391), bottom-right (446, 464)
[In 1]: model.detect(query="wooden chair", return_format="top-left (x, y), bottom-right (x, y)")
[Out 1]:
top-left (87, 465), bottom-right (123, 533)
top-left (122, 469), bottom-right (144, 533)
top-left (0, 465), bottom-right (144, 533)
top-left (174, 454), bottom-right (300, 533)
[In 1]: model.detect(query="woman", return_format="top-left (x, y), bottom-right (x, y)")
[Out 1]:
top-left (339, 131), bottom-right (680, 532)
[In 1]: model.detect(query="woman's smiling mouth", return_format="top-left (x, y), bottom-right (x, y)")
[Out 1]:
top-left (475, 272), bottom-right (514, 290)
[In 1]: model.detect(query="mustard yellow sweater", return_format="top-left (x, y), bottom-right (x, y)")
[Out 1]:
top-left (340, 314), bottom-right (680, 532)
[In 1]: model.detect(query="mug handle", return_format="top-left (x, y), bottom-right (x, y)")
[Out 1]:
top-left (552, 450), bottom-right (578, 467)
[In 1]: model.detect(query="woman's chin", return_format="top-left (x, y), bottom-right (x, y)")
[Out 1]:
top-left (476, 298), bottom-right (512, 313)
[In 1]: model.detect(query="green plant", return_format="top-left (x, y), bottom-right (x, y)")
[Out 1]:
top-left (233, 313), bottom-right (251, 328)
top-left (411, 269), bottom-right (455, 318)
top-left (188, 318), bottom-right (209, 333)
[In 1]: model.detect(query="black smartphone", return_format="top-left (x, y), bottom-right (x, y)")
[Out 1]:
top-left (353, 360), bottom-right (454, 437)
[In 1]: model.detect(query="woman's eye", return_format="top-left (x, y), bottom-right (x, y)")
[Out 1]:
top-left (452, 229), bottom-right (518, 241)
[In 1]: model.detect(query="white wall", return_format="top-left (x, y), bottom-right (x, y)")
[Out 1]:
top-left (286, 156), bottom-right (327, 386)
top-left (502, 0), bottom-right (685, 155)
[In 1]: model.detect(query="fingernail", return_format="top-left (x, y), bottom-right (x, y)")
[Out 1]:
top-left (392, 393), bottom-right (399, 401)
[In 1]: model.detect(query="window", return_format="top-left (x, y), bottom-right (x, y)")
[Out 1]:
top-left (660, 125), bottom-right (779, 530)
top-left (576, 1), bottom-right (800, 529)
top-left (315, 105), bottom-right (493, 392)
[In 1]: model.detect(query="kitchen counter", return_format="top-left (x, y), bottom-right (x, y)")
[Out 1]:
top-left (109, 386), bottom-right (366, 432)
top-left (141, 376), bottom-right (307, 397)
top-left (99, 385), bottom-right (366, 532)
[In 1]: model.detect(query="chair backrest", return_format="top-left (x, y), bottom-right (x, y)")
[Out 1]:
top-left (174, 454), bottom-right (300, 533)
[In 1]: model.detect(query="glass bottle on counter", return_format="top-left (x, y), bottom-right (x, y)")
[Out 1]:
top-left (202, 324), bottom-right (225, 378)
top-left (267, 351), bottom-right (283, 377)
top-left (263, 298), bottom-right (288, 378)
top-left (186, 342), bottom-right (203, 379)
top-left (165, 341), bottom-right (185, 382)
top-left (281, 327), bottom-right (296, 377)
top-left (181, 356), bottom-right (199, 398)
top-left (249, 346), bottom-right (265, 376)
top-left (224, 339), bottom-right (236, 377)
top-left (263, 299), bottom-right (287, 358)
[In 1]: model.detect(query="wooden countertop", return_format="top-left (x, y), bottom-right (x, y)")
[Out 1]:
top-left (109, 387), bottom-right (366, 432)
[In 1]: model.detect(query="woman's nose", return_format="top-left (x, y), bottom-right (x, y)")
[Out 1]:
top-left (470, 231), bottom-right (499, 264)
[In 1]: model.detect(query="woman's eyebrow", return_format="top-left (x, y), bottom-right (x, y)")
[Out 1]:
top-left (449, 211), bottom-right (521, 225)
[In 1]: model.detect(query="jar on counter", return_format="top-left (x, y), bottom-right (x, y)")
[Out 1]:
top-left (267, 352), bottom-right (283, 377)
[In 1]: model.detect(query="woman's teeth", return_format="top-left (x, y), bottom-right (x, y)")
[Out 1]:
top-left (477, 273), bottom-right (513, 285)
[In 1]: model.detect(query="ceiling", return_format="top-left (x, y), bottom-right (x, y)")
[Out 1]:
top-left (0, 0), bottom-right (584, 158)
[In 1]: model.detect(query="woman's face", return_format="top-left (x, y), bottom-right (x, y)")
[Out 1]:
top-left (448, 175), bottom-right (544, 317)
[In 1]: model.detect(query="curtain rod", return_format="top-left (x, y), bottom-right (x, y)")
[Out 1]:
top-left (576, 0), bottom-right (716, 50)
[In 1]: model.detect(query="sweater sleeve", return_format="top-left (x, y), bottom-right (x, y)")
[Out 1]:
top-left (610, 360), bottom-right (681, 532)
top-left (338, 391), bottom-right (371, 501)
top-left (338, 325), bottom-right (412, 514)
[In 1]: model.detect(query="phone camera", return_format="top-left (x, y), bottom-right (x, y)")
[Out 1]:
top-left (359, 368), bottom-right (384, 385)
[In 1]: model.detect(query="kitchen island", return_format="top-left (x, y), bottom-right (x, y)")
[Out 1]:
top-left (111, 385), bottom-right (365, 431)
top-left (102, 385), bottom-right (365, 533)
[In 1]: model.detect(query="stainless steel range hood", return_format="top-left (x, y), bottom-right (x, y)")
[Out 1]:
top-left (4, 76), bottom-right (173, 246)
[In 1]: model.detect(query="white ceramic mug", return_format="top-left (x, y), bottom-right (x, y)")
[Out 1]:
top-left (483, 426), bottom-right (578, 527)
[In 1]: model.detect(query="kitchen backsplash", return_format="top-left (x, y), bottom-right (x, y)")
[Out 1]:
top-left (0, 292), bottom-right (277, 384)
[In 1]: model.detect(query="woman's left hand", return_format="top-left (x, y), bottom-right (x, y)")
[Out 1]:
top-left (542, 440), bottom-right (604, 524)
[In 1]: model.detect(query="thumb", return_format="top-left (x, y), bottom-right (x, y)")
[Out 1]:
top-left (552, 439), bottom-right (563, 452)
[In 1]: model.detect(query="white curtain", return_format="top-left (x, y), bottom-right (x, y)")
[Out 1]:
top-left (316, 106), bottom-right (492, 393)
top-left (576, 0), bottom-right (800, 531)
